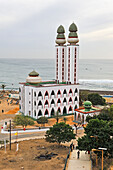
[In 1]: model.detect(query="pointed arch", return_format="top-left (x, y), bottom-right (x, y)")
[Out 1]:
top-left (69, 106), bottom-right (73, 111)
top-left (57, 107), bottom-right (61, 114)
top-left (38, 110), bottom-right (42, 117)
top-left (63, 89), bottom-right (67, 95)
top-left (63, 98), bottom-right (67, 103)
top-left (69, 97), bottom-right (73, 104)
top-left (74, 96), bottom-right (77, 101)
top-left (45, 109), bottom-right (49, 116)
top-left (38, 91), bottom-right (43, 97)
top-left (44, 100), bottom-right (49, 107)
top-left (51, 90), bottom-right (55, 96)
top-left (38, 101), bottom-right (42, 106)
top-left (75, 88), bottom-right (78, 93)
top-left (69, 89), bottom-right (73, 95)
top-left (57, 99), bottom-right (61, 103)
top-left (44, 91), bottom-right (49, 99)
top-left (51, 108), bottom-right (55, 116)
top-left (51, 99), bottom-right (55, 104)
top-left (57, 90), bottom-right (61, 95)
top-left (63, 107), bottom-right (67, 115)
top-left (74, 105), bottom-right (77, 110)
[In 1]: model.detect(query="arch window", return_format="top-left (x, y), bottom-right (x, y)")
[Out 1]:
top-left (51, 99), bottom-right (55, 104)
top-left (38, 91), bottom-right (43, 97)
top-left (69, 97), bottom-right (72, 103)
top-left (74, 112), bottom-right (77, 121)
top-left (74, 105), bottom-right (77, 110)
top-left (19, 88), bottom-right (21, 92)
top-left (38, 101), bottom-right (42, 106)
top-left (75, 88), bottom-right (78, 93)
top-left (51, 108), bottom-right (55, 116)
top-left (63, 89), bottom-right (67, 95)
top-left (45, 91), bottom-right (49, 98)
top-left (69, 106), bottom-right (72, 112)
top-left (34, 110), bottom-right (36, 117)
top-left (63, 98), bottom-right (67, 103)
top-left (45, 109), bottom-right (49, 115)
top-left (45, 100), bottom-right (49, 106)
top-left (74, 96), bottom-right (77, 101)
top-left (34, 92), bottom-right (36, 97)
top-left (51, 90), bottom-right (55, 96)
top-left (57, 99), bottom-right (61, 103)
top-left (57, 90), bottom-right (61, 95)
top-left (34, 101), bottom-right (36, 106)
top-left (63, 107), bottom-right (67, 115)
top-left (69, 89), bottom-right (73, 95)
top-left (38, 110), bottom-right (42, 117)
top-left (57, 107), bottom-right (61, 114)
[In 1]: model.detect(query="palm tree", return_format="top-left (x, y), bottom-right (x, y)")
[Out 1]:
top-left (55, 111), bottom-right (60, 123)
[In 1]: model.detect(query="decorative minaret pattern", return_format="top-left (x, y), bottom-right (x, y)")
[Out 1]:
top-left (67, 23), bottom-right (79, 84)
top-left (55, 25), bottom-right (66, 82)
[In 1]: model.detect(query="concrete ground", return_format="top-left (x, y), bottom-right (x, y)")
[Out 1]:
top-left (67, 150), bottom-right (91, 170)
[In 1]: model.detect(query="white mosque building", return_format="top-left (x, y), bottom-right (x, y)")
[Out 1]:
top-left (19, 23), bottom-right (79, 119)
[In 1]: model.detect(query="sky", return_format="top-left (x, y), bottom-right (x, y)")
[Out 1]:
top-left (0, 0), bottom-right (113, 59)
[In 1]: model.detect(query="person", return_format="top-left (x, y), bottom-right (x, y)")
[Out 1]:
top-left (77, 150), bottom-right (80, 159)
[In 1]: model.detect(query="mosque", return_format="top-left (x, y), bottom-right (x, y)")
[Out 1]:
top-left (19, 23), bottom-right (80, 119)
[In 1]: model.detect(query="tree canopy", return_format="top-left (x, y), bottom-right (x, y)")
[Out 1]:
top-left (77, 119), bottom-right (113, 157)
top-left (45, 122), bottom-right (75, 144)
top-left (37, 117), bottom-right (48, 126)
top-left (13, 115), bottom-right (34, 128)
top-left (88, 93), bottom-right (106, 105)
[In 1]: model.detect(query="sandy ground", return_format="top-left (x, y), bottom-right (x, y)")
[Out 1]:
top-left (0, 138), bottom-right (69, 170)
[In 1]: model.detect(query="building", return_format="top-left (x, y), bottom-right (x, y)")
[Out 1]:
top-left (74, 101), bottom-right (101, 124)
top-left (19, 23), bottom-right (79, 119)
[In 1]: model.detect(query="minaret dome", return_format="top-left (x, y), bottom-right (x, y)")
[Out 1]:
top-left (67, 23), bottom-right (79, 44)
top-left (55, 25), bottom-right (66, 45)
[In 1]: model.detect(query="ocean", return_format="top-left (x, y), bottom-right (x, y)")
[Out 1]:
top-left (0, 58), bottom-right (113, 91)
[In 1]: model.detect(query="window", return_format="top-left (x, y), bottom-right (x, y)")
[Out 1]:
top-left (38, 110), bottom-right (42, 116)
top-left (63, 98), bottom-right (67, 103)
top-left (29, 101), bottom-right (31, 104)
top-left (45, 109), bottom-right (49, 115)
top-left (34, 101), bottom-right (36, 106)
top-left (19, 88), bottom-right (21, 92)
top-left (75, 97), bottom-right (77, 101)
top-left (57, 99), bottom-right (61, 103)
top-left (69, 106), bottom-right (72, 111)
top-left (51, 90), bottom-right (55, 96)
top-left (63, 89), bottom-right (67, 95)
top-left (29, 92), bottom-right (31, 95)
top-left (51, 99), bottom-right (55, 104)
top-left (19, 96), bottom-right (21, 100)
top-left (45, 100), bottom-right (49, 105)
top-left (34, 110), bottom-right (36, 117)
top-left (38, 91), bottom-right (42, 97)
top-left (38, 101), bottom-right (42, 106)
top-left (57, 90), bottom-right (61, 95)
top-left (34, 92), bottom-right (36, 97)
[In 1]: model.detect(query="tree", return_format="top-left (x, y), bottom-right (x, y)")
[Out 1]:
top-left (79, 90), bottom-right (89, 106)
top-left (88, 93), bottom-right (106, 105)
top-left (45, 122), bottom-right (75, 145)
top-left (0, 84), bottom-right (6, 92)
top-left (77, 119), bottom-right (113, 157)
top-left (13, 115), bottom-right (34, 128)
top-left (54, 111), bottom-right (60, 123)
top-left (37, 117), bottom-right (48, 127)
top-left (63, 117), bottom-right (67, 124)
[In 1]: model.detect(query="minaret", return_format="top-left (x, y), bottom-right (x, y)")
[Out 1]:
top-left (66, 23), bottom-right (79, 84)
top-left (55, 25), bottom-right (66, 82)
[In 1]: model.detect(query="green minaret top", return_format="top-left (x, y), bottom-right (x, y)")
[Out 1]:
top-left (69, 23), bottom-right (78, 32)
top-left (57, 25), bottom-right (65, 33)
top-left (29, 70), bottom-right (39, 76)
top-left (56, 25), bottom-right (66, 45)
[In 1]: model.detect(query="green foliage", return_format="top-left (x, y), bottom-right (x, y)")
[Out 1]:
top-left (63, 117), bottom-right (67, 123)
top-left (37, 117), bottom-right (48, 125)
top-left (13, 115), bottom-right (34, 128)
top-left (86, 106), bottom-right (113, 123)
top-left (88, 93), bottom-right (106, 105)
top-left (77, 119), bottom-right (113, 157)
top-left (45, 122), bottom-right (75, 144)
top-left (79, 90), bottom-right (89, 105)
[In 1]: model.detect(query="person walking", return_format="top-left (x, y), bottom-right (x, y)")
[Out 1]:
top-left (77, 150), bottom-right (80, 159)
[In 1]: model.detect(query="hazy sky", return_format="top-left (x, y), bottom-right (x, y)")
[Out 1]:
top-left (0, 0), bottom-right (113, 59)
